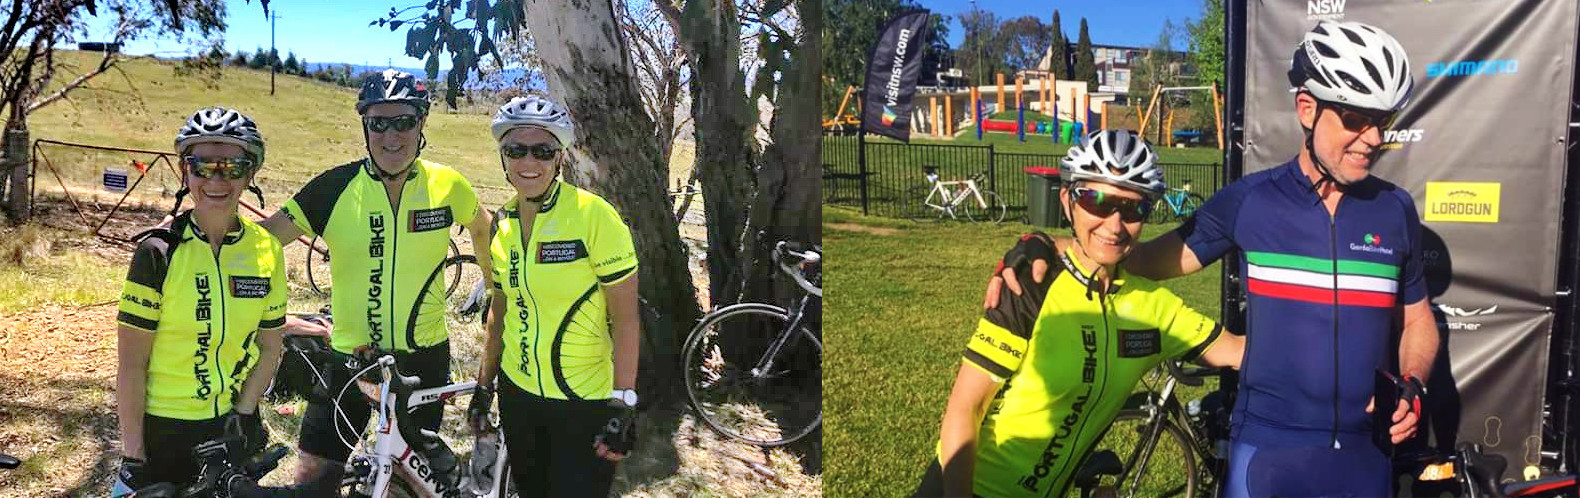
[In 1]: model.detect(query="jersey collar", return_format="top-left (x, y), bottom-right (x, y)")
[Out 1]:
top-left (502, 182), bottom-right (566, 219)
top-left (1278, 158), bottom-right (1383, 205)
top-left (185, 215), bottom-right (246, 245)
top-left (361, 157), bottom-right (422, 182)
top-left (1059, 246), bottom-right (1123, 295)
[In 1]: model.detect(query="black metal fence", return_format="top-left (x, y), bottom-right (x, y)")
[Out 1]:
top-left (823, 134), bottom-right (1225, 220)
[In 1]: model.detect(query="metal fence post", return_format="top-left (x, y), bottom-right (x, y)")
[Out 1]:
top-left (858, 132), bottom-right (870, 216)
top-left (987, 143), bottom-right (996, 193)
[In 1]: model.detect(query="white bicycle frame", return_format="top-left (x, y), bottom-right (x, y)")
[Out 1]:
top-left (343, 356), bottom-right (510, 498)
top-left (923, 177), bottom-right (988, 219)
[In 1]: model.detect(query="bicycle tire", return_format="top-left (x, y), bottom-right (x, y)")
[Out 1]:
top-left (306, 235), bottom-right (333, 296)
top-left (683, 303), bottom-right (822, 447)
top-left (965, 190), bottom-right (1007, 224)
top-left (1098, 410), bottom-right (1199, 498)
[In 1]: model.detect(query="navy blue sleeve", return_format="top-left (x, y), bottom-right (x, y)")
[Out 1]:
top-left (1179, 178), bottom-right (1248, 267)
top-left (1397, 191), bottom-right (1427, 305)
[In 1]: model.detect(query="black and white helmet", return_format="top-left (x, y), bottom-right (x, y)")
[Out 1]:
top-left (174, 107), bottom-right (265, 163)
top-left (491, 95), bottom-right (575, 147)
top-left (1060, 130), bottom-right (1165, 196)
top-left (1288, 21), bottom-right (1414, 112)
top-left (356, 69), bottom-right (431, 115)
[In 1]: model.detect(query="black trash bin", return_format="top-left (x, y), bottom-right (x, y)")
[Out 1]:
top-left (1024, 166), bottom-right (1063, 227)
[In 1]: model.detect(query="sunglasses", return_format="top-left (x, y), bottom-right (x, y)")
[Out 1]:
top-left (364, 114), bottom-right (419, 133)
top-left (1327, 104), bottom-right (1397, 133)
top-left (501, 143), bottom-right (561, 161)
top-left (183, 155), bottom-right (258, 180)
top-left (1070, 187), bottom-right (1152, 223)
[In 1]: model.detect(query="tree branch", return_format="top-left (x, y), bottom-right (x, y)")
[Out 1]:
top-left (27, 49), bottom-right (116, 113)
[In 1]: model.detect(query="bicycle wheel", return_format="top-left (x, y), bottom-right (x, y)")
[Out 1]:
top-left (1095, 410), bottom-right (1198, 498)
top-left (1149, 198), bottom-right (1173, 224)
top-left (684, 303), bottom-right (822, 446)
top-left (963, 190), bottom-right (1007, 223)
top-left (306, 235), bottom-right (333, 296)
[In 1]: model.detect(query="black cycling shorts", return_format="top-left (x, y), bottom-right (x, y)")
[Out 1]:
top-left (141, 414), bottom-right (229, 486)
top-left (497, 376), bottom-right (618, 497)
top-left (297, 342), bottom-right (451, 464)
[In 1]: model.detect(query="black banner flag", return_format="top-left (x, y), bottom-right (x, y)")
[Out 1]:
top-left (861, 9), bottom-right (931, 142)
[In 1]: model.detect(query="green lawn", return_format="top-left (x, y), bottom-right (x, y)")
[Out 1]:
top-left (823, 206), bottom-right (1224, 497)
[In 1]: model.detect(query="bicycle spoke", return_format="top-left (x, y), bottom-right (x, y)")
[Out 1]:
top-left (684, 305), bottom-right (822, 446)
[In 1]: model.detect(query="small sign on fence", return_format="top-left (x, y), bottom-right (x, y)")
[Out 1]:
top-left (103, 167), bottom-right (128, 192)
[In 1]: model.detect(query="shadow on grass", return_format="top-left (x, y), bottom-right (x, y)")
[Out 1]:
top-left (0, 374), bottom-right (120, 497)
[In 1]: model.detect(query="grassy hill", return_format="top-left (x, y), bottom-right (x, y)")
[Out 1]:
top-left (28, 51), bottom-right (695, 208)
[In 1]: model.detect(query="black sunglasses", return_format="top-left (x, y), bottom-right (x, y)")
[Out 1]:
top-left (1071, 187), bottom-right (1152, 223)
top-left (182, 155), bottom-right (258, 180)
top-left (501, 143), bottom-right (561, 161)
top-left (1325, 103), bottom-right (1397, 133)
top-left (364, 115), bottom-right (419, 133)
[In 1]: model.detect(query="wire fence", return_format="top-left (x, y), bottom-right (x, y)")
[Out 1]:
top-left (822, 134), bottom-right (1225, 220)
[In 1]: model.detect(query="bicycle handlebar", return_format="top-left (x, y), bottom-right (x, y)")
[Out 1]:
top-left (1164, 361), bottom-right (1229, 388)
top-left (774, 241), bottom-right (822, 298)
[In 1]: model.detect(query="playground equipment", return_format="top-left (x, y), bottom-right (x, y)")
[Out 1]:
top-left (823, 86), bottom-right (861, 130)
top-left (1136, 83), bottom-right (1226, 150)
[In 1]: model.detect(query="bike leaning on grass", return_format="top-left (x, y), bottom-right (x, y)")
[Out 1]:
top-left (683, 240), bottom-right (822, 447)
top-left (1081, 361), bottom-right (1234, 498)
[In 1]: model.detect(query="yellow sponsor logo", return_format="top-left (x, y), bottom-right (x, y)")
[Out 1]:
top-left (1424, 182), bottom-right (1499, 223)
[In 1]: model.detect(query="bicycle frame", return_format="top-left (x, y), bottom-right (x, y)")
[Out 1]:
top-left (343, 357), bottom-right (510, 498)
top-left (1115, 365), bottom-right (1223, 496)
top-left (923, 179), bottom-right (986, 217)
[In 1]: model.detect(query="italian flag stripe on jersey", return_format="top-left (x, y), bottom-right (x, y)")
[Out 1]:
top-left (1244, 251), bottom-right (1398, 308)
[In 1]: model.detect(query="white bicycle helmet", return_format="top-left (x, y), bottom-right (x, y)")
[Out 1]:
top-left (174, 106), bottom-right (266, 163)
top-left (356, 69), bottom-right (431, 115)
top-left (1061, 129), bottom-right (1165, 197)
top-left (1288, 20), bottom-right (1414, 112)
top-left (491, 95), bottom-right (575, 147)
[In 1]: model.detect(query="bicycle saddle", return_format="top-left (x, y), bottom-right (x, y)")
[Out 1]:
top-left (1458, 442), bottom-right (1508, 495)
top-left (0, 454), bottom-right (17, 469)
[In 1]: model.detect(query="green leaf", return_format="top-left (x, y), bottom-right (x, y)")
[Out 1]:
top-left (760, 0), bottom-right (790, 18)
top-left (426, 52), bottom-right (440, 80)
top-left (405, 23), bottom-right (434, 58)
top-left (389, 20), bottom-right (404, 31)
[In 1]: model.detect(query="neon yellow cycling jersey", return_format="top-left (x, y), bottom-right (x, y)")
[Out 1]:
top-left (280, 158), bottom-right (479, 353)
top-left (945, 247), bottom-right (1222, 497)
top-left (117, 214), bottom-right (287, 420)
top-left (489, 181), bottom-right (637, 400)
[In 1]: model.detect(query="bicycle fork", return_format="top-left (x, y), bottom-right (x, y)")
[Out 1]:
top-left (750, 297), bottom-right (812, 378)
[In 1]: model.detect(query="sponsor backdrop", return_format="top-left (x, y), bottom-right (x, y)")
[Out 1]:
top-left (861, 9), bottom-right (932, 142)
top-left (1243, 0), bottom-right (1578, 470)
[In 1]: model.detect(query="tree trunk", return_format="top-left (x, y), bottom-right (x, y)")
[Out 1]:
top-left (682, 0), bottom-right (756, 307)
top-left (519, 0), bottom-right (702, 399)
top-left (742, 0), bottom-right (822, 307)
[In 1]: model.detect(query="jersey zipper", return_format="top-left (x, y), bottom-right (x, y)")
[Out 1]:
top-left (1050, 280), bottom-right (1114, 497)
top-left (516, 206), bottom-right (547, 396)
top-left (1328, 205), bottom-right (1340, 449)
top-left (382, 172), bottom-right (403, 351)
top-left (210, 238), bottom-right (228, 419)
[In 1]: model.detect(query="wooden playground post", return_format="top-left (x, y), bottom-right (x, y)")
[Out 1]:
top-left (1165, 110), bottom-right (1175, 147)
top-left (945, 93), bottom-right (954, 136)
top-left (1212, 81), bottom-right (1225, 151)
top-left (996, 73), bottom-right (1006, 116)
top-left (1138, 85), bottom-right (1164, 138)
top-left (930, 96), bottom-right (940, 137)
top-left (1083, 93), bottom-right (1092, 129)
top-left (1015, 76), bottom-right (1023, 112)
top-left (1101, 101), bottom-right (1109, 129)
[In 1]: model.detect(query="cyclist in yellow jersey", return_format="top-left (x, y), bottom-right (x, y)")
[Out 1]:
top-left (467, 96), bottom-right (642, 496)
top-left (255, 69), bottom-right (494, 488)
top-left (916, 130), bottom-right (1246, 497)
top-left (114, 108), bottom-right (286, 496)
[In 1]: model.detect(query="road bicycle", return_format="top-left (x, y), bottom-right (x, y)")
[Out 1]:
top-left (1080, 361), bottom-right (1233, 498)
top-left (1149, 179), bottom-right (1205, 223)
top-left (279, 313), bottom-right (516, 497)
top-left (1450, 442), bottom-right (1578, 498)
top-left (683, 241), bottom-right (822, 447)
top-left (904, 167), bottom-right (1006, 223)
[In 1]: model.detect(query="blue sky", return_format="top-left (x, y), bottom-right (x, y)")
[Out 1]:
top-left (82, 0), bottom-right (444, 69)
top-left (919, 0), bottom-right (1204, 50)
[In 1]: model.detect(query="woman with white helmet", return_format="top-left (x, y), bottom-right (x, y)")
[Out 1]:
top-left (468, 95), bottom-right (643, 496)
top-left (113, 107), bottom-right (287, 496)
top-left (918, 130), bottom-right (1244, 497)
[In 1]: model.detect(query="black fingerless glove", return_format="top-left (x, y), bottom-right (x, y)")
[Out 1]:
top-left (595, 400), bottom-right (639, 455)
